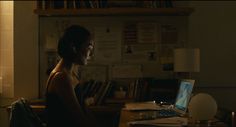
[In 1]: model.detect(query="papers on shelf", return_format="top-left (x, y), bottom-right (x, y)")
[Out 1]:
top-left (129, 117), bottom-right (188, 127)
top-left (124, 101), bottom-right (162, 111)
top-left (94, 24), bottom-right (122, 63)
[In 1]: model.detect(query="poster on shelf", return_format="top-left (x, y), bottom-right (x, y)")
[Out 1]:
top-left (94, 23), bottom-right (122, 64)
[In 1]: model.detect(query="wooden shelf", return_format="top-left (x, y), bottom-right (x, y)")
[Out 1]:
top-left (34, 7), bottom-right (194, 16)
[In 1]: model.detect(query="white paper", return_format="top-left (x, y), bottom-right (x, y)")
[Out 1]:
top-left (94, 24), bottom-right (122, 63)
top-left (123, 44), bottom-right (158, 63)
top-left (111, 64), bottom-right (142, 78)
top-left (123, 22), bottom-right (138, 44)
top-left (137, 22), bottom-right (158, 43)
top-left (124, 101), bottom-right (161, 111)
top-left (45, 33), bottom-right (58, 51)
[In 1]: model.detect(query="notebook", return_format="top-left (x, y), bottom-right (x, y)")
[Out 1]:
top-left (158, 79), bottom-right (195, 117)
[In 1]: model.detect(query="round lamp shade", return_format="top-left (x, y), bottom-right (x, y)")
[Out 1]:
top-left (188, 93), bottom-right (217, 121)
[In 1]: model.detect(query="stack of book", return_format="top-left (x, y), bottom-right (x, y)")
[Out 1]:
top-left (36, 0), bottom-right (174, 10)
top-left (75, 78), bottom-right (150, 106)
top-left (37, 0), bottom-right (108, 9)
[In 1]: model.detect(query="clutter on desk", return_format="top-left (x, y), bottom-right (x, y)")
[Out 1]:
top-left (124, 101), bottom-right (161, 111)
top-left (129, 116), bottom-right (188, 127)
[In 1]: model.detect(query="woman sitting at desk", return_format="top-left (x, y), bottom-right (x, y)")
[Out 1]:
top-left (45, 25), bottom-right (97, 127)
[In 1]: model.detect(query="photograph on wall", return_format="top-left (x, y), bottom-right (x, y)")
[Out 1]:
top-left (160, 57), bottom-right (174, 71)
top-left (122, 44), bottom-right (158, 63)
top-left (44, 33), bottom-right (58, 51)
top-left (159, 45), bottom-right (174, 71)
top-left (123, 22), bottom-right (138, 44)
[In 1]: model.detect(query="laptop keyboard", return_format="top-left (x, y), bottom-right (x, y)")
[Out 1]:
top-left (158, 109), bottom-right (179, 117)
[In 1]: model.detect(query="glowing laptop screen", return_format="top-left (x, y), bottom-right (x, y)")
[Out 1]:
top-left (174, 80), bottom-right (194, 112)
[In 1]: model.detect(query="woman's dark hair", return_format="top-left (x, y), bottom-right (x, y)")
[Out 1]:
top-left (57, 25), bottom-right (91, 60)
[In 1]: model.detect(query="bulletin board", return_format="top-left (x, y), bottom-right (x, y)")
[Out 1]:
top-left (38, 16), bottom-right (188, 97)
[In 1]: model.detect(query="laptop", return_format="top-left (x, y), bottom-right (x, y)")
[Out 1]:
top-left (158, 79), bottom-right (195, 117)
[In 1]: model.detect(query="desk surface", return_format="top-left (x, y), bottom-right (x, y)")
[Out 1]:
top-left (119, 109), bottom-right (227, 127)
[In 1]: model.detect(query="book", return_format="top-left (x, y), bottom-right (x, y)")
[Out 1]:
top-left (128, 81), bottom-right (135, 98)
top-left (37, 0), bottom-right (43, 9)
top-left (45, 0), bottom-right (53, 9)
top-left (93, 81), bottom-right (105, 105)
top-left (107, 0), bottom-right (137, 7)
top-left (97, 81), bottom-right (112, 105)
top-left (89, 81), bottom-right (101, 97)
top-left (165, 0), bottom-right (173, 8)
top-left (84, 80), bottom-right (96, 98)
top-left (99, 0), bottom-right (108, 8)
top-left (67, 0), bottom-right (75, 9)
top-left (75, 0), bottom-right (81, 8)
top-left (53, 0), bottom-right (64, 9)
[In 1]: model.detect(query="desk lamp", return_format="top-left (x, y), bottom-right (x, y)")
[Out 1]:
top-left (174, 48), bottom-right (200, 79)
top-left (188, 93), bottom-right (217, 122)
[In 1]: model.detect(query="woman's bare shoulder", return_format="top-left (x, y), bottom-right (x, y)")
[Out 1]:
top-left (52, 71), bottom-right (70, 85)
top-left (48, 71), bottom-right (72, 93)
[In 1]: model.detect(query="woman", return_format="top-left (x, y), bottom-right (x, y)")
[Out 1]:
top-left (45, 25), bottom-right (95, 127)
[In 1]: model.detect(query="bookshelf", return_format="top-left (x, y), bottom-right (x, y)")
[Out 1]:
top-left (34, 7), bottom-right (194, 16)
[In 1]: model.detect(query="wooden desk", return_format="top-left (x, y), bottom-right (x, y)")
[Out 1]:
top-left (119, 109), bottom-right (227, 127)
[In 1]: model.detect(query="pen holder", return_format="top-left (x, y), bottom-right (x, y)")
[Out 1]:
top-left (114, 91), bottom-right (126, 99)
top-left (114, 86), bottom-right (126, 99)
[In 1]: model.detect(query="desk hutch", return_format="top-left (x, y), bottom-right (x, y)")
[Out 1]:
top-left (34, 1), bottom-right (194, 127)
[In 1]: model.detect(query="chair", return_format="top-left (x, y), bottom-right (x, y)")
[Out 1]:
top-left (215, 107), bottom-right (236, 127)
top-left (9, 98), bottom-right (46, 127)
top-left (232, 111), bottom-right (236, 127)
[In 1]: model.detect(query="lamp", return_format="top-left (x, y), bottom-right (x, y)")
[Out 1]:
top-left (188, 93), bottom-right (217, 122)
top-left (174, 48), bottom-right (200, 79)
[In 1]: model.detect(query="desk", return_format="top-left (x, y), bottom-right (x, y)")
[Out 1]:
top-left (119, 109), bottom-right (227, 127)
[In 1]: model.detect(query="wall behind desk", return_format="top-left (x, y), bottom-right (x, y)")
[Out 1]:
top-left (39, 16), bottom-right (189, 97)
top-left (188, 1), bottom-right (236, 110)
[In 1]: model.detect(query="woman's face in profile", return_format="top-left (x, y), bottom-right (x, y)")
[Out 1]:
top-left (74, 39), bottom-right (94, 65)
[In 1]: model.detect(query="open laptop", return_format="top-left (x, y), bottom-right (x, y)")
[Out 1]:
top-left (158, 79), bottom-right (195, 117)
